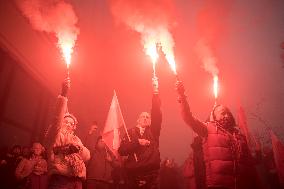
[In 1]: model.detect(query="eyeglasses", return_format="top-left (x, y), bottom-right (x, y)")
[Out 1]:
top-left (64, 120), bottom-right (76, 126)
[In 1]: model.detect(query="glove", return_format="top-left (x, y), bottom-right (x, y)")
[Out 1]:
top-left (53, 144), bottom-right (80, 155)
top-left (152, 76), bottom-right (159, 94)
top-left (61, 78), bottom-right (71, 97)
top-left (68, 144), bottom-right (80, 154)
top-left (53, 145), bottom-right (69, 155)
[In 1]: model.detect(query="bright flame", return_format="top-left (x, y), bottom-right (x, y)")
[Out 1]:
top-left (16, 0), bottom-right (79, 69)
top-left (213, 75), bottom-right (218, 99)
top-left (145, 43), bottom-right (159, 64)
top-left (141, 28), bottom-right (176, 75)
top-left (57, 31), bottom-right (76, 69)
top-left (165, 53), bottom-right (177, 75)
top-left (145, 41), bottom-right (159, 77)
top-left (61, 45), bottom-right (72, 68)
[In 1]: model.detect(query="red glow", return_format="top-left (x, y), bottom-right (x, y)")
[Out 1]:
top-left (165, 53), bottom-right (177, 75)
top-left (145, 43), bottom-right (159, 76)
top-left (58, 32), bottom-right (76, 69)
top-left (213, 75), bottom-right (218, 99)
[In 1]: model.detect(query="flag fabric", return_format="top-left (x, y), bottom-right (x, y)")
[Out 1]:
top-left (102, 90), bottom-right (127, 156)
top-left (270, 131), bottom-right (284, 186)
top-left (237, 106), bottom-right (249, 138)
top-left (237, 106), bottom-right (256, 151)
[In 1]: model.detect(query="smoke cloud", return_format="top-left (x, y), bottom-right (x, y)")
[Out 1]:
top-left (195, 38), bottom-right (219, 76)
top-left (17, 0), bottom-right (80, 64)
top-left (110, 0), bottom-right (177, 73)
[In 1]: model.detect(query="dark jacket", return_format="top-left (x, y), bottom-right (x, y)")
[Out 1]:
top-left (87, 147), bottom-right (117, 182)
top-left (118, 94), bottom-right (162, 175)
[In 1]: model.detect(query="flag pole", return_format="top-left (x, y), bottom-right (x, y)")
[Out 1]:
top-left (114, 90), bottom-right (138, 162)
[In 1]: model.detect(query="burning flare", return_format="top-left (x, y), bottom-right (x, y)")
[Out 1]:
top-left (213, 75), bottom-right (218, 100)
top-left (195, 39), bottom-right (220, 101)
top-left (62, 46), bottom-right (71, 69)
top-left (57, 31), bottom-right (77, 69)
top-left (17, 0), bottom-right (80, 69)
top-left (143, 29), bottom-right (177, 75)
top-left (165, 53), bottom-right (177, 75)
top-left (110, 0), bottom-right (177, 75)
top-left (146, 43), bottom-right (159, 64)
top-left (145, 42), bottom-right (159, 76)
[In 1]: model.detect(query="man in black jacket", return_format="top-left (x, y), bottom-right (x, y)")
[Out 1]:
top-left (118, 77), bottom-right (162, 189)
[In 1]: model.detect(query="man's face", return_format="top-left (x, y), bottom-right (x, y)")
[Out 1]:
top-left (13, 147), bottom-right (21, 156)
top-left (89, 124), bottom-right (98, 134)
top-left (22, 147), bottom-right (30, 156)
top-left (165, 159), bottom-right (174, 168)
top-left (213, 105), bottom-right (234, 129)
top-left (64, 117), bottom-right (76, 132)
top-left (137, 112), bottom-right (151, 128)
top-left (96, 139), bottom-right (105, 150)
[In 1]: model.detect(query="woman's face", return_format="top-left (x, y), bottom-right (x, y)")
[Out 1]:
top-left (64, 117), bottom-right (76, 132)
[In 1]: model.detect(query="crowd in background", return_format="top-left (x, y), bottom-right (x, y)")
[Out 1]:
top-left (0, 137), bottom-right (283, 189)
top-left (0, 143), bottom-right (186, 189)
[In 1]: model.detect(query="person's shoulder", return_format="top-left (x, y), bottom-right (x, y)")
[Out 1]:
top-left (127, 127), bottom-right (138, 135)
top-left (73, 134), bottom-right (83, 144)
top-left (127, 127), bottom-right (138, 132)
top-left (124, 127), bottom-right (139, 137)
top-left (18, 158), bottom-right (29, 165)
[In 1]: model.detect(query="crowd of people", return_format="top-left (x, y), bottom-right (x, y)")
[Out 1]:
top-left (0, 77), bottom-right (283, 189)
top-left (0, 142), bottom-right (183, 189)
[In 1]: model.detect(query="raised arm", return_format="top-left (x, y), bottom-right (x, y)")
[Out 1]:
top-left (176, 81), bottom-right (207, 137)
top-left (151, 77), bottom-right (162, 140)
top-left (44, 78), bottom-right (70, 150)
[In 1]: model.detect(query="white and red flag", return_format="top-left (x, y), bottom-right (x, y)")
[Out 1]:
top-left (102, 90), bottom-right (127, 157)
top-left (270, 131), bottom-right (284, 186)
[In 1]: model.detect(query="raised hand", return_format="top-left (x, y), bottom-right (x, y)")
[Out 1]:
top-left (138, 139), bottom-right (151, 146)
top-left (152, 76), bottom-right (159, 94)
top-left (61, 77), bottom-right (71, 97)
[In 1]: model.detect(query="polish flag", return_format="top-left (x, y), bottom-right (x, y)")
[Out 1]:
top-left (102, 91), bottom-right (127, 156)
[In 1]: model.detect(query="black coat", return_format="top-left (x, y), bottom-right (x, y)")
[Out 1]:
top-left (118, 94), bottom-right (162, 175)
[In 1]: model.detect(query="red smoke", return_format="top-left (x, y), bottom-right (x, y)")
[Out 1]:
top-left (110, 0), bottom-right (175, 30)
top-left (195, 0), bottom-right (234, 98)
top-left (197, 0), bottom-right (233, 44)
top-left (109, 0), bottom-right (177, 74)
top-left (16, 0), bottom-right (79, 66)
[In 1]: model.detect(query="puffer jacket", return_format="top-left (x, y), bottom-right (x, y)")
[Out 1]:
top-left (203, 122), bottom-right (237, 189)
top-left (179, 97), bottom-right (256, 189)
